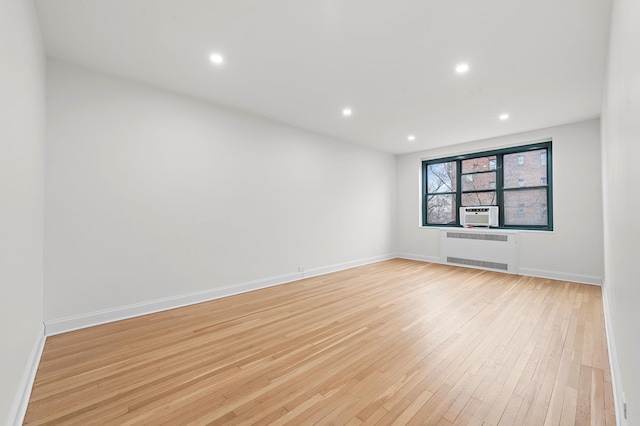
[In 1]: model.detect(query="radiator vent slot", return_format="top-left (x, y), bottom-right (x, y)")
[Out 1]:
top-left (446, 232), bottom-right (508, 242)
top-left (447, 257), bottom-right (509, 271)
top-left (440, 229), bottom-right (517, 273)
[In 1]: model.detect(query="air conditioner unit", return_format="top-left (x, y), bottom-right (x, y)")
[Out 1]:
top-left (460, 206), bottom-right (498, 227)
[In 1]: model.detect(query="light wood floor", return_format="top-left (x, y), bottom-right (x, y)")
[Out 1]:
top-left (25, 259), bottom-right (615, 425)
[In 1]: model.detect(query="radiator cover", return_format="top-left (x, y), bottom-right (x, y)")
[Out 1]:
top-left (440, 229), bottom-right (517, 273)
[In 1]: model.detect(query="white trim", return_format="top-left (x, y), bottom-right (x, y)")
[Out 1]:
top-left (601, 282), bottom-right (625, 426)
top-left (303, 254), bottom-right (395, 279)
top-left (518, 267), bottom-right (602, 286)
top-left (45, 254), bottom-right (396, 336)
top-left (7, 324), bottom-right (46, 426)
top-left (429, 226), bottom-right (552, 235)
top-left (45, 272), bottom-right (302, 336)
top-left (397, 253), bottom-right (602, 285)
top-left (436, 227), bottom-right (517, 234)
top-left (399, 254), bottom-right (516, 275)
top-left (396, 252), bottom-right (440, 263)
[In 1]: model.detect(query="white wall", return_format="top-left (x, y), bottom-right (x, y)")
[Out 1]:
top-left (0, 0), bottom-right (45, 423)
top-left (44, 60), bottom-right (396, 323)
top-left (396, 119), bottom-right (604, 284)
top-left (601, 0), bottom-right (640, 423)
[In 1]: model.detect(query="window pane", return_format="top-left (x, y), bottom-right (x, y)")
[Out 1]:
top-left (504, 149), bottom-right (547, 188)
top-left (427, 162), bottom-right (456, 193)
top-left (426, 194), bottom-right (457, 224)
top-left (461, 156), bottom-right (497, 174)
top-left (504, 189), bottom-right (548, 225)
top-left (461, 191), bottom-right (496, 206)
top-left (461, 171), bottom-right (496, 191)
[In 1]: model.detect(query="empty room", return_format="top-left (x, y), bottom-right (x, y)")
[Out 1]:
top-left (2, 0), bottom-right (638, 425)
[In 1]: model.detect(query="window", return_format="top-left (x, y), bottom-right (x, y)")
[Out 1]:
top-left (423, 141), bottom-right (552, 230)
top-left (424, 161), bottom-right (457, 225)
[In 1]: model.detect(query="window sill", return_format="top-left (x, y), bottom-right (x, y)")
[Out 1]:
top-left (419, 226), bottom-right (554, 234)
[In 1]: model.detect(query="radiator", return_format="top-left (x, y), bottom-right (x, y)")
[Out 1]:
top-left (440, 229), bottom-right (517, 273)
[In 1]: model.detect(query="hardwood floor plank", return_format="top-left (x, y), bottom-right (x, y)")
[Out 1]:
top-left (24, 259), bottom-right (615, 425)
top-left (576, 365), bottom-right (593, 425)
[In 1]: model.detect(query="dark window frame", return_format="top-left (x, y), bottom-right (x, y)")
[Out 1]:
top-left (422, 141), bottom-right (553, 230)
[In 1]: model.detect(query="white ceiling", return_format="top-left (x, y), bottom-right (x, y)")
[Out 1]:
top-left (35, 0), bottom-right (612, 155)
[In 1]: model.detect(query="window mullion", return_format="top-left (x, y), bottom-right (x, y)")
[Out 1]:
top-left (422, 162), bottom-right (427, 225)
top-left (497, 154), bottom-right (504, 226)
top-left (456, 159), bottom-right (462, 225)
top-left (546, 148), bottom-right (553, 229)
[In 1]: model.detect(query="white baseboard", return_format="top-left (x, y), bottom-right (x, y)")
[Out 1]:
top-left (518, 267), bottom-right (602, 286)
top-left (45, 271), bottom-right (303, 336)
top-left (398, 253), bottom-right (516, 275)
top-left (303, 254), bottom-right (396, 279)
top-left (7, 324), bottom-right (46, 426)
top-left (397, 253), bottom-right (603, 286)
top-left (396, 252), bottom-right (440, 263)
top-left (45, 254), bottom-right (396, 336)
top-left (601, 282), bottom-right (625, 426)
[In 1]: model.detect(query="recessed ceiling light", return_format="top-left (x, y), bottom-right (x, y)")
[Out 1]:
top-left (499, 113), bottom-right (510, 120)
top-left (455, 63), bottom-right (469, 74)
top-left (342, 108), bottom-right (353, 117)
top-left (407, 135), bottom-right (416, 141)
top-left (209, 53), bottom-right (224, 65)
